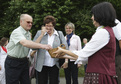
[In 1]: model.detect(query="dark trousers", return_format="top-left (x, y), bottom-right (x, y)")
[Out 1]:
top-left (115, 55), bottom-right (121, 84)
top-left (84, 64), bottom-right (87, 72)
top-left (36, 65), bottom-right (59, 84)
top-left (5, 56), bottom-right (30, 84)
top-left (64, 61), bottom-right (78, 84)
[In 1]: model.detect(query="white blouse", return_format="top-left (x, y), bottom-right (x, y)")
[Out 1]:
top-left (73, 26), bottom-right (110, 64)
top-left (43, 30), bottom-right (59, 67)
top-left (65, 34), bottom-right (82, 63)
top-left (113, 19), bottom-right (121, 41)
top-left (0, 46), bottom-right (7, 80)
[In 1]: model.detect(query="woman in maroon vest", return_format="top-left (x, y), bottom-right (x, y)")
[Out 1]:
top-left (54, 2), bottom-right (117, 84)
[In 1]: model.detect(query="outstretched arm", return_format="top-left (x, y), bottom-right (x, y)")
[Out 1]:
top-left (20, 39), bottom-right (51, 50)
top-left (58, 55), bottom-right (77, 60)
top-left (54, 47), bottom-right (78, 59)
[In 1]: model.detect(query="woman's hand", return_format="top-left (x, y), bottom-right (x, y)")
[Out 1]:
top-left (53, 47), bottom-right (64, 57)
top-left (119, 40), bottom-right (121, 49)
top-left (41, 26), bottom-right (48, 34)
top-left (61, 62), bottom-right (68, 68)
top-left (54, 47), bottom-right (78, 60)
top-left (77, 64), bottom-right (81, 68)
top-left (30, 50), bottom-right (36, 58)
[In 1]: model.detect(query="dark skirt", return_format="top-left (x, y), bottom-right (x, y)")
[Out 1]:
top-left (83, 73), bottom-right (117, 84)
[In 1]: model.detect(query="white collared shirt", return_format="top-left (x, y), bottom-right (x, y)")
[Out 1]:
top-left (73, 26), bottom-right (110, 64)
top-left (43, 29), bottom-right (59, 67)
top-left (65, 34), bottom-right (82, 63)
top-left (7, 26), bottom-right (31, 58)
top-left (113, 19), bottom-right (121, 40)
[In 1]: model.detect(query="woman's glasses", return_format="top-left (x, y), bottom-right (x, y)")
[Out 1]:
top-left (45, 25), bottom-right (53, 27)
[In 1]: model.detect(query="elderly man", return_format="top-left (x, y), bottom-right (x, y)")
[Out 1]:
top-left (5, 14), bottom-right (51, 84)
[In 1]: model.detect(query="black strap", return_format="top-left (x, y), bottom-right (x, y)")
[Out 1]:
top-left (57, 31), bottom-right (62, 43)
top-left (57, 31), bottom-right (65, 67)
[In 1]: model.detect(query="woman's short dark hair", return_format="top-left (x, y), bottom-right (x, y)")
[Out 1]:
top-left (43, 15), bottom-right (56, 27)
top-left (0, 37), bottom-right (8, 46)
top-left (91, 2), bottom-right (116, 27)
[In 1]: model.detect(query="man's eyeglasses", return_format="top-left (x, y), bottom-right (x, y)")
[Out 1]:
top-left (26, 21), bottom-right (33, 24)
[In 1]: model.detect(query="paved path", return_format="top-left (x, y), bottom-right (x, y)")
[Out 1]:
top-left (31, 77), bottom-right (84, 84)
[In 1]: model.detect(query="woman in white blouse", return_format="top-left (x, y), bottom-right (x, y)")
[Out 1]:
top-left (62, 22), bottom-right (82, 84)
top-left (0, 37), bottom-right (8, 84)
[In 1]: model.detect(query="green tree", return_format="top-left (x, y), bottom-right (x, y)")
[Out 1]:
top-left (0, 0), bottom-right (10, 38)
top-left (1, 0), bottom-right (121, 40)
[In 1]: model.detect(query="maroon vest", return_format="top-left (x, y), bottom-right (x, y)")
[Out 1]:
top-left (86, 26), bottom-right (116, 76)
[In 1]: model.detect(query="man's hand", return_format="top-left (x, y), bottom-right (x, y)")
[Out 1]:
top-left (41, 44), bottom-right (52, 50)
top-left (0, 65), bottom-right (1, 70)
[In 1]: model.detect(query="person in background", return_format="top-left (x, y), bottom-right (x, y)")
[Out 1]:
top-left (62, 22), bottom-right (82, 84)
top-left (82, 38), bottom-right (88, 48)
top-left (5, 14), bottom-right (51, 84)
top-left (113, 19), bottom-right (121, 84)
top-left (82, 38), bottom-right (88, 72)
top-left (33, 15), bottom-right (68, 84)
top-left (28, 26), bottom-right (47, 81)
top-left (0, 37), bottom-right (8, 84)
top-left (27, 32), bottom-right (37, 81)
top-left (54, 2), bottom-right (117, 84)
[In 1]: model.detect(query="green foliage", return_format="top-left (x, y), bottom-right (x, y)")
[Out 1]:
top-left (59, 65), bottom-right (85, 77)
top-left (0, 0), bottom-right (121, 40)
top-left (59, 68), bottom-right (65, 77)
top-left (0, 0), bottom-right (10, 38)
top-left (78, 65), bottom-right (85, 77)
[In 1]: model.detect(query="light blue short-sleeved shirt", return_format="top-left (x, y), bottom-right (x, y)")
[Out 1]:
top-left (7, 26), bottom-right (31, 58)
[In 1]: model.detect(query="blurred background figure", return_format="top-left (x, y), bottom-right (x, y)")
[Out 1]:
top-left (82, 38), bottom-right (88, 48)
top-left (82, 38), bottom-right (88, 73)
top-left (0, 37), bottom-right (8, 84)
top-left (63, 22), bottom-right (82, 84)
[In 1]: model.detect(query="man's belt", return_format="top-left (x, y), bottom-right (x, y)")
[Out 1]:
top-left (7, 55), bottom-right (27, 60)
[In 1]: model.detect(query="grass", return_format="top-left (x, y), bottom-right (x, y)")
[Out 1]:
top-left (59, 65), bottom-right (85, 77)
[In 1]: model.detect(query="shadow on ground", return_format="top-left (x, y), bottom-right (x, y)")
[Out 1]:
top-left (31, 77), bottom-right (84, 84)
